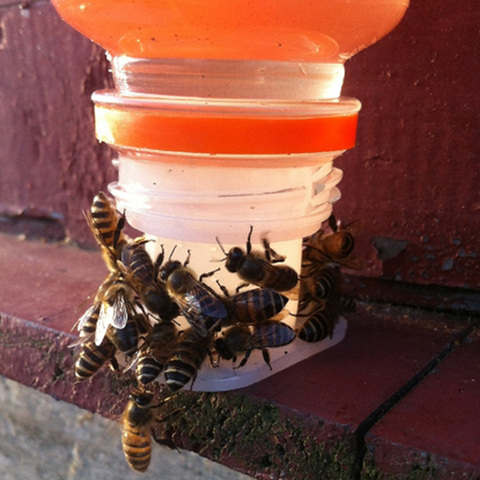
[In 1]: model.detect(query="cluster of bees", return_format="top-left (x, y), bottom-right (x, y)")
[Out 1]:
top-left (72, 192), bottom-right (359, 472)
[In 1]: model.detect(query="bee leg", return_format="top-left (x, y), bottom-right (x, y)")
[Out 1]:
top-left (261, 349), bottom-right (272, 371)
top-left (328, 213), bottom-right (338, 232)
top-left (151, 407), bottom-right (185, 449)
top-left (235, 349), bottom-right (252, 369)
top-left (198, 267), bottom-right (221, 284)
top-left (109, 355), bottom-right (120, 372)
top-left (262, 238), bottom-right (286, 264)
top-left (215, 279), bottom-right (230, 297)
top-left (245, 225), bottom-right (254, 254)
top-left (235, 282), bottom-right (250, 294)
top-left (153, 245), bottom-right (165, 277)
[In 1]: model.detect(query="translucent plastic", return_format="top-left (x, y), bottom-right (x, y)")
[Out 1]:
top-left (52, 0), bottom-right (409, 63)
top-left (93, 92), bottom-right (360, 156)
top-left (51, 0), bottom-right (409, 391)
top-left (110, 58), bottom-right (347, 100)
top-left (115, 228), bottom-right (347, 392)
top-left (110, 150), bottom-right (344, 244)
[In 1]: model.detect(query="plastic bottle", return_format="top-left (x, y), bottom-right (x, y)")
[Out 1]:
top-left (52, 0), bottom-right (409, 391)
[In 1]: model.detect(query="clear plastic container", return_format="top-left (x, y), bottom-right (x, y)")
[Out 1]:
top-left (51, 0), bottom-right (409, 390)
top-left (51, 0), bottom-right (409, 63)
top-left (105, 143), bottom-right (350, 391)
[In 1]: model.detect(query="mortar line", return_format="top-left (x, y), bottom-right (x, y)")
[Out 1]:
top-left (350, 316), bottom-right (479, 480)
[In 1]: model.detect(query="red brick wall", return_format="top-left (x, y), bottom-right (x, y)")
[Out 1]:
top-left (1, 1), bottom-right (478, 292)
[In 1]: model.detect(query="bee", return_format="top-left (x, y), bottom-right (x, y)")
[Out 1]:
top-left (74, 337), bottom-right (116, 382)
top-left (215, 320), bottom-right (296, 370)
top-left (302, 214), bottom-right (363, 269)
top-left (135, 322), bottom-right (179, 386)
top-left (122, 388), bottom-right (182, 472)
top-left (164, 328), bottom-right (212, 391)
top-left (76, 303), bottom-right (101, 341)
top-left (158, 251), bottom-right (227, 338)
top-left (84, 191), bottom-right (127, 273)
top-left (78, 193), bottom-right (144, 346)
top-left (216, 226), bottom-right (298, 292)
top-left (298, 265), bottom-right (342, 309)
top-left (122, 388), bottom-right (154, 472)
top-left (107, 312), bottom-right (150, 357)
top-left (119, 241), bottom-right (180, 322)
top-left (296, 302), bottom-right (340, 343)
top-left (93, 273), bottom-right (138, 346)
top-left (216, 283), bottom-right (289, 326)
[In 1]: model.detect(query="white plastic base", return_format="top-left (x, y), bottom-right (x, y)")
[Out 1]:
top-left (192, 317), bottom-right (347, 392)
top-left (144, 237), bottom-right (346, 392)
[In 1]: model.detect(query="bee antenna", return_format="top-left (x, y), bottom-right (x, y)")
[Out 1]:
top-left (215, 236), bottom-right (227, 257)
top-left (168, 244), bottom-right (178, 262)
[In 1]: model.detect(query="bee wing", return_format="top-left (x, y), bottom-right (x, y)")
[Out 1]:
top-left (111, 294), bottom-right (129, 329)
top-left (95, 303), bottom-right (111, 346)
top-left (122, 347), bottom-right (142, 373)
top-left (175, 279), bottom-right (227, 337)
top-left (177, 278), bottom-right (228, 319)
top-left (75, 304), bottom-right (98, 332)
top-left (181, 311), bottom-right (209, 338)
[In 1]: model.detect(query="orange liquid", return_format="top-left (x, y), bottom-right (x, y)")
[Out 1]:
top-left (52, 0), bottom-right (408, 62)
top-left (94, 103), bottom-right (358, 158)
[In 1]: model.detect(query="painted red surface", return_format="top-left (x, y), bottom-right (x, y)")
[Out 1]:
top-left (0, 234), bottom-right (478, 477)
top-left (0, 1), bottom-right (478, 295)
top-left (242, 305), bottom-right (467, 427)
top-left (1, 1), bottom-right (479, 477)
top-left (365, 329), bottom-right (480, 478)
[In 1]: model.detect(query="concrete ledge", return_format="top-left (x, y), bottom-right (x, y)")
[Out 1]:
top-left (0, 233), bottom-right (478, 479)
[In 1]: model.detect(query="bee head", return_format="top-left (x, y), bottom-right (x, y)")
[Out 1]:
top-left (158, 260), bottom-right (182, 283)
top-left (225, 247), bottom-right (244, 272)
top-left (165, 267), bottom-right (188, 294)
top-left (214, 338), bottom-right (234, 361)
top-left (129, 388), bottom-right (154, 407)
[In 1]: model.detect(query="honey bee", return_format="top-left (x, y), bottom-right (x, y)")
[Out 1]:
top-left (78, 193), bottom-right (144, 346)
top-left (122, 388), bottom-right (182, 472)
top-left (164, 328), bottom-right (212, 391)
top-left (298, 265), bottom-right (342, 309)
top-left (74, 337), bottom-right (117, 382)
top-left (93, 273), bottom-right (138, 346)
top-left (107, 312), bottom-right (150, 357)
top-left (84, 191), bottom-right (127, 273)
top-left (134, 322), bottom-right (179, 386)
top-left (215, 320), bottom-right (296, 370)
top-left (122, 388), bottom-right (154, 472)
top-left (296, 302), bottom-right (340, 343)
top-left (216, 284), bottom-right (289, 326)
top-left (216, 226), bottom-right (298, 292)
top-left (76, 303), bottom-right (101, 341)
top-left (120, 242), bottom-right (180, 322)
top-left (158, 251), bottom-right (227, 338)
top-left (302, 214), bottom-right (363, 269)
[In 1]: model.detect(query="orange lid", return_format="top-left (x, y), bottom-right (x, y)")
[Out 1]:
top-left (93, 91), bottom-right (360, 157)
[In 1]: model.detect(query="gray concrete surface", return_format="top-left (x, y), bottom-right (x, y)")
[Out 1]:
top-left (0, 377), bottom-right (253, 480)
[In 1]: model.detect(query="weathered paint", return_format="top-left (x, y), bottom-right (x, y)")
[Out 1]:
top-left (0, 1), bottom-right (479, 294)
top-left (0, 234), bottom-right (478, 477)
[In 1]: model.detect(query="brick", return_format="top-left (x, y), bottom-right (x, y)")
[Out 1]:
top-left (362, 327), bottom-right (480, 479)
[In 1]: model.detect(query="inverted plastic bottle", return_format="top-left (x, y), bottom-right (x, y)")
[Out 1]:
top-left (52, 0), bottom-right (409, 391)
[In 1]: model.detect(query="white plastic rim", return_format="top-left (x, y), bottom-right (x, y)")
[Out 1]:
top-left (110, 150), bottom-right (345, 244)
top-left (142, 237), bottom-right (347, 392)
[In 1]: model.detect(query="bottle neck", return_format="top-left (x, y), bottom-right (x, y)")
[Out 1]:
top-left (110, 56), bottom-right (345, 101)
